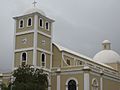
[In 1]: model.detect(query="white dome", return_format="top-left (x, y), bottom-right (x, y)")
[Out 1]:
top-left (93, 50), bottom-right (120, 63)
top-left (102, 40), bottom-right (111, 44)
top-left (24, 7), bottom-right (46, 16)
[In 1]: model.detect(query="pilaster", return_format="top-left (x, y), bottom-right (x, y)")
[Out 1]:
top-left (83, 66), bottom-right (90, 90)
top-left (33, 14), bottom-right (38, 66)
top-left (56, 68), bottom-right (61, 90)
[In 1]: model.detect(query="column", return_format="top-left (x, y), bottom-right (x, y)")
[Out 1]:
top-left (100, 71), bottom-right (103, 90)
top-left (56, 68), bottom-right (61, 90)
top-left (33, 14), bottom-right (38, 66)
top-left (84, 66), bottom-right (90, 90)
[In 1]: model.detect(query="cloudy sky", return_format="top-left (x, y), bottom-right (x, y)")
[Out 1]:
top-left (0, 0), bottom-right (120, 72)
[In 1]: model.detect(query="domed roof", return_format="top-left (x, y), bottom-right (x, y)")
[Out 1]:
top-left (93, 40), bottom-right (120, 63)
top-left (93, 50), bottom-right (120, 63)
top-left (24, 7), bottom-right (46, 16)
top-left (102, 40), bottom-right (111, 44)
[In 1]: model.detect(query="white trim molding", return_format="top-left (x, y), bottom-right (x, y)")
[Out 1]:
top-left (100, 77), bottom-right (103, 90)
top-left (50, 20), bottom-right (53, 69)
top-left (37, 48), bottom-right (52, 55)
top-left (48, 76), bottom-right (51, 90)
top-left (84, 73), bottom-right (90, 90)
top-left (33, 14), bottom-right (38, 66)
top-left (14, 48), bottom-right (33, 52)
top-left (65, 77), bottom-right (78, 90)
top-left (37, 30), bottom-right (51, 38)
top-left (16, 30), bottom-right (34, 35)
top-left (13, 19), bottom-right (16, 71)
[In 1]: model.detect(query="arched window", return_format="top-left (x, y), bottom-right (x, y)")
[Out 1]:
top-left (68, 80), bottom-right (77, 90)
top-left (45, 22), bottom-right (49, 30)
top-left (66, 59), bottom-right (70, 65)
top-left (27, 18), bottom-right (32, 27)
top-left (66, 78), bottom-right (78, 90)
top-left (39, 18), bottom-right (43, 27)
top-left (41, 53), bottom-right (46, 67)
top-left (19, 19), bottom-right (24, 28)
top-left (21, 52), bottom-right (27, 66)
top-left (92, 78), bottom-right (99, 90)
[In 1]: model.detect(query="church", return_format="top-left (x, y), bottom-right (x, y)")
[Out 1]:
top-left (0, 3), bottom-right (120, 90)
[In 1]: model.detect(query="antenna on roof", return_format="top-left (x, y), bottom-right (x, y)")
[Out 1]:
top-left (32, 0), bottom-right (37, 7)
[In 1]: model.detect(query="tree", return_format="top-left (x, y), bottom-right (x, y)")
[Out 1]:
top-left (9, 65), bottom-right (48, 90)
top-left (0, 83), bottom-right (8, 90)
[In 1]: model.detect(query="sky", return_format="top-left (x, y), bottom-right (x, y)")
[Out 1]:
top-left (0, 0), bottom-right (120, 72)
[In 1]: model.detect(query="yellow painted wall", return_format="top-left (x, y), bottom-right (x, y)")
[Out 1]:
top-left (107, 63), bottom-right (118, 70)
top-left (37, 33), bottom-right (51, 51)
top-left (63, 54), bottom-right (75, 66)
top-left (16, 14), bottom-right (34, 33)
top-left (38, 15), bottom-right (52, 35)
top-left (37, 50), bottom-right (50, 69)
top-left (60, 73), bottom-right (84, 90)
top-left (15, 33), bottom-right (34, 49)
top-left (51, 75), bottom-right (57, 90)
top-left (51, 73), bottom-right (84, 90)
top-left (103, 77), bottom-right (120, 90)
top-left (14, 50), bottom-right (33, 67)
top-left (90, 73), bottom-right (100, 90)
top-left (52, 44), bottom-right (62, 67)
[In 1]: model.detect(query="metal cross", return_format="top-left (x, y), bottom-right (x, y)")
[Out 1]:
top-left (32, 0), bottom-right (37, 7)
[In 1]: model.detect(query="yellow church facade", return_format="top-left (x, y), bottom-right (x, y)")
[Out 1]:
top-left (3, 6), bottom-right (120, 90)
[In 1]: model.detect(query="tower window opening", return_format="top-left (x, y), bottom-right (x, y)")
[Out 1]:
top-left (21, 52), bottom-right (27, 66)
top-left (27, 18), bottom-right (32, 27)
top-left (39, 18), bottom-right (43, 27)
top-left (41, 53), bottom-right (46, 67)
top-left (19, 19), bottom-right (24, 28)
top-left (45, 22), bottom-right (49, 30)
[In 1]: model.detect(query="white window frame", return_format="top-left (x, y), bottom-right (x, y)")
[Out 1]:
top-left (41, 53), bottom-right (46, 68)
top-left (39, 18), bottom-right (44, 28)
top-left (27, 17), bottom-right (32, 27)
top-left (92, 78), bottom-right (99, 90)
top-left (66, 77), bottom-right (78, 90)
top-left (21, 52), bottom-right (27, 65)
top-left (45, 21), bottom-right (49, 31)
top-left (19, 19), bottom-right (24, 29)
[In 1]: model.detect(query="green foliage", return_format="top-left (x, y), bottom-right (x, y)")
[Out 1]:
top-left (10, 65), bottom-right (48, 90)
top-left (0, 83), bottom-right (8, 90)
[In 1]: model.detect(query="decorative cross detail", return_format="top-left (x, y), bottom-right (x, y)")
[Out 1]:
top-left (32, 0), bottom-right (37, 7)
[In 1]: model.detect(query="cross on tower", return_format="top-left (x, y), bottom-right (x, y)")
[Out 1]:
top-left (32, 0), bottom-right (37, 7)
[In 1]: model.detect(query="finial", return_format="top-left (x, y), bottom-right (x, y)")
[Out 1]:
top-left (102, 40), bottom-right (111, 50)
top-left (32, 0), bottom-right (37, 7)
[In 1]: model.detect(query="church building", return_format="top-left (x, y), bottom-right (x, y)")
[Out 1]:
top-left (1, 3), bottom-right (120, 90)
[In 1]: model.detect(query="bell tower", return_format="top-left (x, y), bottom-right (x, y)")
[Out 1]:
top-left (13, 5), bottom-right (54, 70)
